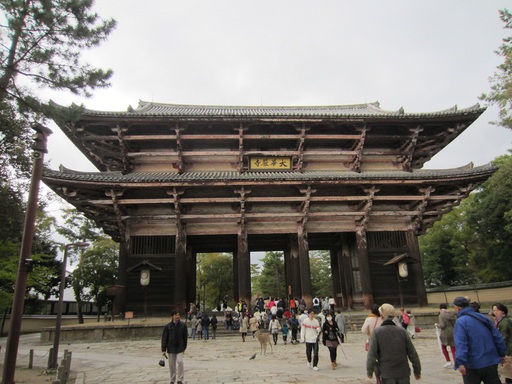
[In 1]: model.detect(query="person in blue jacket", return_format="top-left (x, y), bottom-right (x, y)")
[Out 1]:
top-left (453, 296), bottom-right (507, 384)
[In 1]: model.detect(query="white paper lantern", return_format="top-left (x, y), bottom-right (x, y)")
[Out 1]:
top-left (140, 269), bottom-right (150, 286)
top-left (398, 261), bottom-right (408, 278)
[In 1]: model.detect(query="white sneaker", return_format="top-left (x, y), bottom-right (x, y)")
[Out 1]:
top-left (313, 366), bottom-right (319, 371)
top-left (307, 362), bottom-right (311, 368)
top-left (444, 362), bottom-right (452, 368)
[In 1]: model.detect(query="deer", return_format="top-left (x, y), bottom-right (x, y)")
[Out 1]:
top-left (254, 330), bottom-right (273, 355)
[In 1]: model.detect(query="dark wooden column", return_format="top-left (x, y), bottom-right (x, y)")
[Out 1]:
top-left (232, 250), bottom-right (239, 306)
top-left (113, 239), bottom-right (128, 315)
top-left (406, 230), bottom-right (428, 306)
top-left (286, 235), bottom-right (301, 300)
top-left (297, 226), bottom-right (313, 308)
top-left (356, 228), bottom-right (374, 309)
top-left (237, 225), bottom-right (251, 305)
top-left (340, 233), bottom-right (354, 309)
top-left (330, 247), bottom-right (342, 309)
top-left (174, 222), bottom-right (187, 314)
top-left (284, 248), bottom-right (292, 298)
top-left (185, 248), bottom-right (195, 312)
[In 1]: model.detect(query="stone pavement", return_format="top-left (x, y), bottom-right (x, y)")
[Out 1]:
top-left (1, 327), bottom-right (467, 384)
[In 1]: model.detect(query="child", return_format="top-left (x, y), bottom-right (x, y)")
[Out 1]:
top-left (281, 320), bottom-right (289, 345)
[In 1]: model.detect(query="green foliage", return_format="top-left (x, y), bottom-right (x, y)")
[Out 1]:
top-left (309, 250), bottom-right (332, 297)
top-left (0, 241), bottom-right (20, 310)
top-left (465, 154), bottom-right (512, 281)
top-left (0, 100), bottom-right (33, 183)
top-left (419, 198), bottom-right (480, 287)
top-left (251, 251), bottom-right (286, 299)
top-left (71, 236), bottom-right (118, 320)
top-left (251, 250), bottom-right (332, 299)
top-left (57, 209), bottom-right (103, 241)
top-left (0, 201), bottom-right (61, 312)
top-left (0, 183), bottom-right (25, 242)
top-left (0, 0), bottom-right (116, 103)
top-left (480, 9), bottom-right (512, 129)
top-left (420, 154), bottom-right (512, 285)
top-left (0, 0), bottom-right (116, 186)
top-left (196, 253), bottom-right (233, 309)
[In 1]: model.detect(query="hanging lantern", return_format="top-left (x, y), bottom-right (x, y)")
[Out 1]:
top-left (140, 269), bottom-right (150, 286)
top-left (398, 261), bottom-right (408, 278)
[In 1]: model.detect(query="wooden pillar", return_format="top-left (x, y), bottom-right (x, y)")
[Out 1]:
top-left (113, 240), bottom-right (129, 315)
top-left (232, 251), bottom-right (238, 307)
top-left (329, 247), bottom-right (342, 309)
top-left (237, 226), bottom-right (251, 305)
top-left (297, 226), bottom-right (313, 308)
top-left (284, 248), bottom-right (293, 298)
top-left (340, 233), bottom-right (354, 309)
top-left (185, 248), bottom-right (195, 312)
top-left (356, 229), bottom-right (373, 309)
top-left (174, 222), bottom-right (187, 314)
top-left (286, 236), bottom-right (302, 299)
top-left (406, 230), bottom-right (428, 306)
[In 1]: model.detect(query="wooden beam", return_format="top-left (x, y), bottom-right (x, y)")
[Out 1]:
top-left (84, 194), bottom-right (468, 206)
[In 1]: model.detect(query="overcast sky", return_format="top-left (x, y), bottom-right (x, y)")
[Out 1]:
top-left (44, 1), bottom-right (512, 172)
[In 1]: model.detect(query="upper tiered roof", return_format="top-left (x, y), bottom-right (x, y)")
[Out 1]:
top-left (51, 101), bottom-right (486, 174)
top-left (79, 100), bottom-right (483, 119)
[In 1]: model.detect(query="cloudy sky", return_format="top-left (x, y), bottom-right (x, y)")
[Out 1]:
top-left (44, 0), bottom-right (512, 172)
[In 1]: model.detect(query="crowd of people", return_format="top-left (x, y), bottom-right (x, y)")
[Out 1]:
top-left (161, 295), bottom-right (512, 384)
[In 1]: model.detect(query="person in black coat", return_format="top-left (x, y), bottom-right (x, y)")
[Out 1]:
top-left (162, 310), bottom-right (188, 384)
top-left (322, 313), bottom-right (341, 370)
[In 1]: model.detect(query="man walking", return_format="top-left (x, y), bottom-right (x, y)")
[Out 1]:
top-left (452, 296), bottom-right (507, 384)
top-left (162, 310), bottom-right (188, 384)
top-left (367, 303), bottom-right (421, 383)
top-left (301, 309), bottom-right (321, 371)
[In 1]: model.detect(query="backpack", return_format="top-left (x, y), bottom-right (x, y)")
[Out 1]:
top-left (402, 312), bottom-right (410, 325)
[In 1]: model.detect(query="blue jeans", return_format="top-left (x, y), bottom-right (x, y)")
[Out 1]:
top-left (203, 327), bottom-right (209, 340)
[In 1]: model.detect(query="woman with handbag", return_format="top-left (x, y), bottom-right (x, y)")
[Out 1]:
top-left (322, 313), bottom-right (340, 369)
top-left (361, 304), bottom-right (383, 383)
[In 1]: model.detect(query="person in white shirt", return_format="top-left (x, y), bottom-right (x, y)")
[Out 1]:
top-left (298, 309), bottom-right (308, 339)
top-left (301, 309), bottom-right (321, 371)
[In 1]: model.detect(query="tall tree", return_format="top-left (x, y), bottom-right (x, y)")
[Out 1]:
top-left (56, 208), bottom-right (105, 322)
top-left (252, 251), bottom-right (286, 299)
top-left (0, 0), bottom-right (116, 183)
top-left (465, 154), bottom-right (512, 282)
top-left (196, 253), bottom-right (233, 310)
top-left (309, 250), bottom-right (332, 298)
top-left (0, 201), bottom-right (60, 333)
top-left (419, 199), bottom-right (479, 287)
top-left (480, 9), bottom-right (512, 129)
top-left (0, 0), bottom-right (116, 103)
top-left (71, 236), bottom-right (118, 321)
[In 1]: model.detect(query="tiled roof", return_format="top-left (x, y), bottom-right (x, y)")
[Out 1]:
top-left (43, 163), bottom-right (496, 184)
top-left (75, 101), bottom-right (485, 119)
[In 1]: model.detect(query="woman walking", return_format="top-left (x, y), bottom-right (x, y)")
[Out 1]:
top-left (239, 314), bottom-right (249, 342)
top-left (322, 312), bottom-right (340, 369)
top-left (361, 304), bottom-right (383, 383)
top-left (269, 317), bottom-right (281, 345)
top-left (435, 303), bottom-right (457, 368)
top-left (492, 303), bottom-right (512, 383)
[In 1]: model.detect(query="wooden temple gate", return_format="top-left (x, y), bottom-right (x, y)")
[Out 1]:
top-left (43, 101), bottom-right (496, 315)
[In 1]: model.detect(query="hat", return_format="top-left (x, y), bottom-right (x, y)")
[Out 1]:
top-left (451, 296), bottom-right (469, 308)
top-left (379, 303), bottom-right (395, 319)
